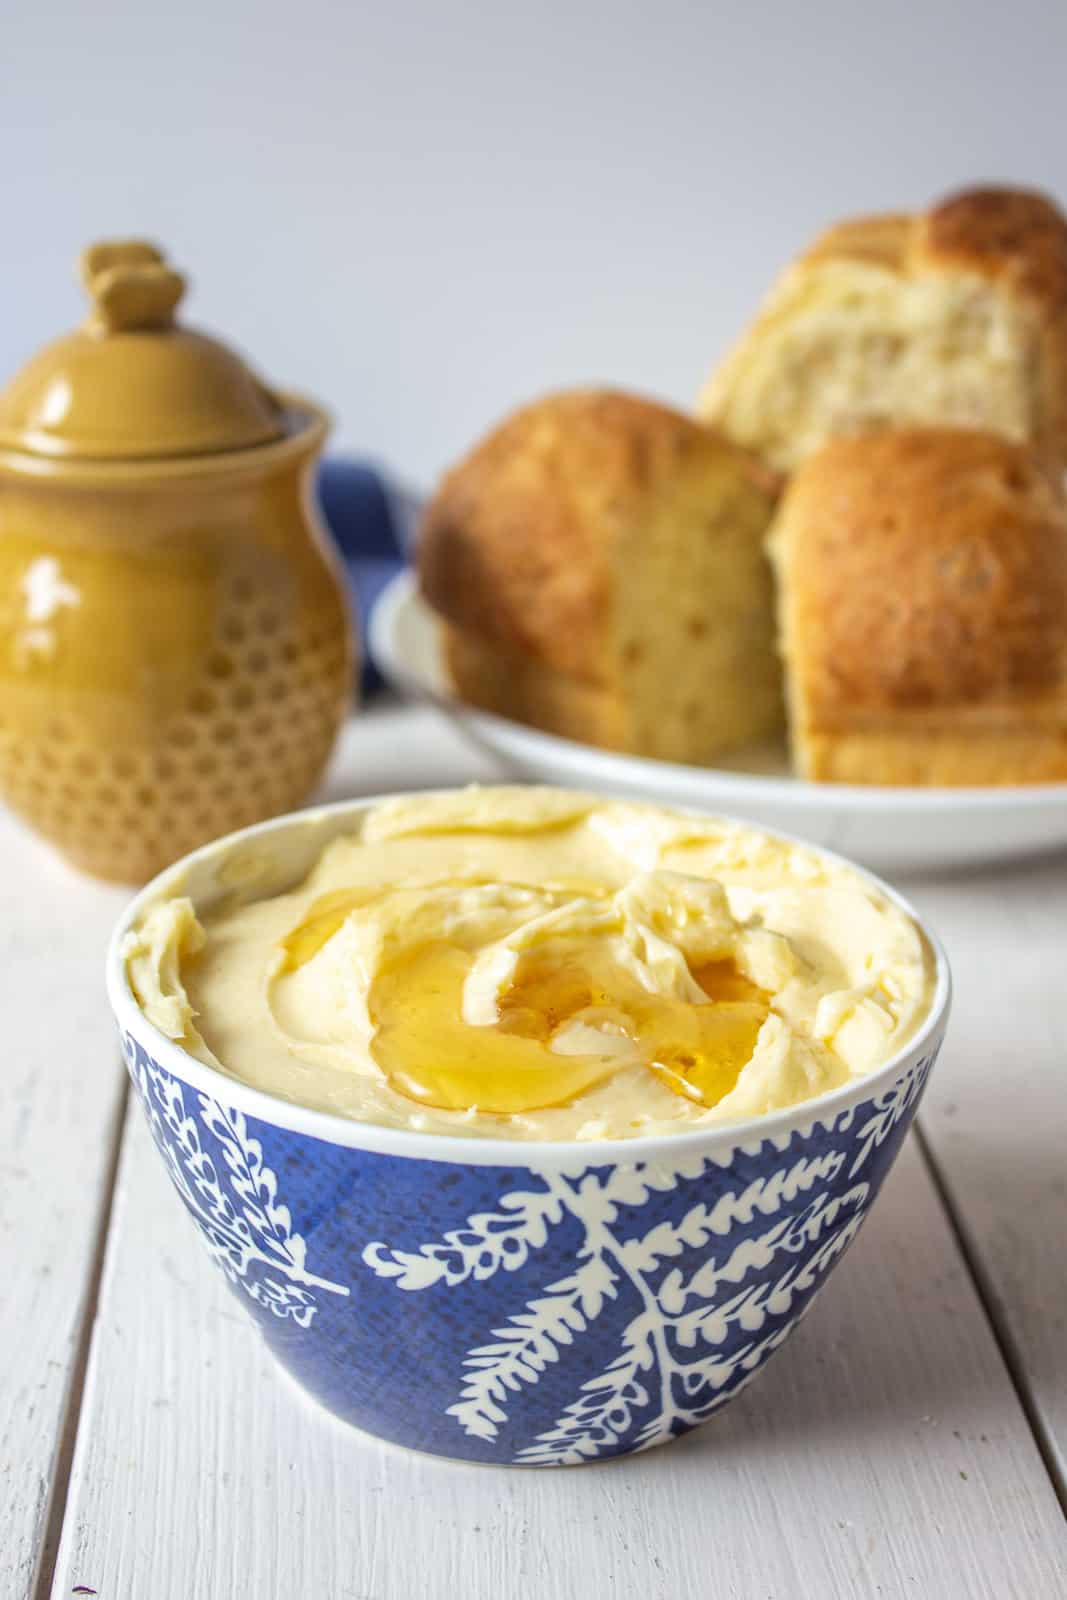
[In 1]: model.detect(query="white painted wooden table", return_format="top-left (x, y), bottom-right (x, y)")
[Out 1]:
top-left (4, 705), bottom-right (1066, 1599)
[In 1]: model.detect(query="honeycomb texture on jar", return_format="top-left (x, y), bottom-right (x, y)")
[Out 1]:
top-left (0, 560), bottom-right (352, 884)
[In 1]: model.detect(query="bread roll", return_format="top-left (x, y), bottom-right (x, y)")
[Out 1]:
top-left (699, 186), bottom-right (1067, 472)
top-left (418, 389), bottom-right (782, 764)
top-left (770, 429), bottom-right (1067, 785)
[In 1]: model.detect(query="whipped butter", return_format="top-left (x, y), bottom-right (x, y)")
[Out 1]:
top-left (124, 787), bottom-right (934, 1141)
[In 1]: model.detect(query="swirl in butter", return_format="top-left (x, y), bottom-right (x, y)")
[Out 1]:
top-left (124, 787), bottom-right (934, 1141)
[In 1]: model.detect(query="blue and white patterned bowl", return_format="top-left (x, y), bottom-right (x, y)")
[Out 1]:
top-left (106, 797), bottom-right (951, 1466)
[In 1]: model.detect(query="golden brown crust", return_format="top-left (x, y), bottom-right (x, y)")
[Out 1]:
top-left (920, 188), bottom-right (1067, 460)
top-left (418, 389), bottom-right (771, 685)
top-left (700, 185), bottom-right (1067, 468)
top-left (801, 187), bottom-right (1067, 321)
top-left (774, 429), bottom-right (1067, 779)
top-left (802, 730), bottom-right (1067, 786)
top-left (801, 212), bottom-right (911, 272)
top-left (918, 186), bottom-right (1067, 315)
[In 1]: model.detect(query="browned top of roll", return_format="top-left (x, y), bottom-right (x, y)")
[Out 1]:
top-left (418, 387), bottom-right (774, 684)
top-left (774, 427), bottom-right (1067, 722)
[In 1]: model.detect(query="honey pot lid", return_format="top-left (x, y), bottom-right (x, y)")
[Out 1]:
top-left (0, 240), bottom-right (287, 461)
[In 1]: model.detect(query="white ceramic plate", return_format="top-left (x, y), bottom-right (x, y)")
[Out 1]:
top-left (368, 571), bottom-right (1067, 875)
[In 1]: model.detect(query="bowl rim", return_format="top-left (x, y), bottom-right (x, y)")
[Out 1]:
top-left (106, 788), bottom-right (953, 1169)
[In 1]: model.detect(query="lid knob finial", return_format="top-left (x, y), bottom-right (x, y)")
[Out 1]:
top-left (79, 239), bottom-right (186, 334)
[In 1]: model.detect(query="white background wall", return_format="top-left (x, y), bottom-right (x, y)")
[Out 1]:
top-left (5, 1), bottom-right (1067, 489)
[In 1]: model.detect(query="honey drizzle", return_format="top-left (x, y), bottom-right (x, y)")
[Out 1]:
top-left (366, 941), bottom-right (769, 1116)
top-left (367, 942), bottom-right (621, 1113)
top-left (279, 891), bottom-right (772, 1117)
top-left (277, 878), bottom-right (610, 975)
top-left (277, 888), bottom-right (381, 971)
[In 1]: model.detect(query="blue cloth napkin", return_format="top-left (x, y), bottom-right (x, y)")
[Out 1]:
top-left (316, 458), bottom-right (419, 693)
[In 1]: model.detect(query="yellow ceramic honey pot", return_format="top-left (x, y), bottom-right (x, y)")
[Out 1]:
top-left (0, 240), bottom-right (353, 882)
